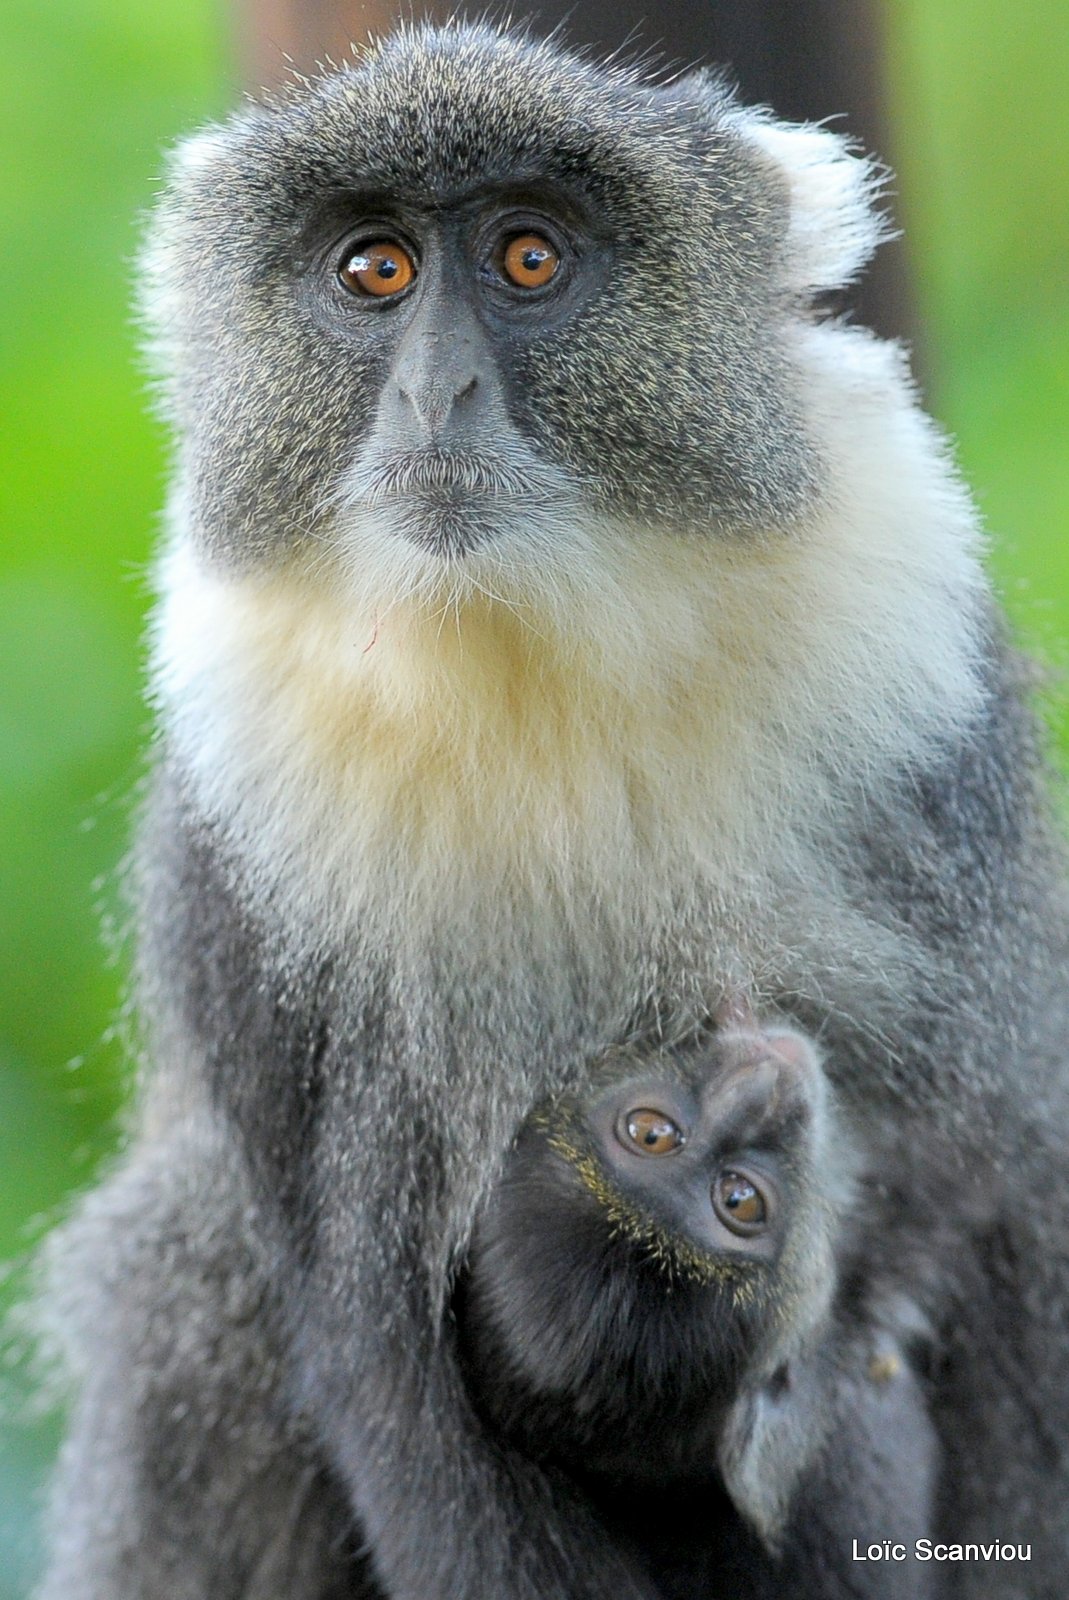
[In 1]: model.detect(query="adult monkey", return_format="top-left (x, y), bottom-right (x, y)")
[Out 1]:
top-left (37, 22), bottom-right (1069, 1600)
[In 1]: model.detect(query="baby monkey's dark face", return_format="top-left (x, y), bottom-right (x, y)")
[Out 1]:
top-left (458, 1024), bottom-right (835, 1479)
top-left (576, 1027), bottom-right (820, 1275)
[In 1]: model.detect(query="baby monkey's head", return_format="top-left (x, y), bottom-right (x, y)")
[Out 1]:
top-left (459, 1018), bottom-right (844, 1481)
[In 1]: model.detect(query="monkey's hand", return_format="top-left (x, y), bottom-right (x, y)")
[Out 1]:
top-left (301, 1274), bottom-right (661, 1600)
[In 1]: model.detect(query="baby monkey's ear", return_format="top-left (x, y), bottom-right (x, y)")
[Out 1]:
top-left (713, 993), bottom-right (825, 1088)
top-left (717, 1356), bottom-right (830, 1552)
top-left (763, 1030), bottom-right (817, 1071)
top-left (712, 989), bottom-right (759, 1034)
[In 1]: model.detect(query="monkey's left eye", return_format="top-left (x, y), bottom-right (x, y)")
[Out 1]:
top-left (338, 239), bottom-right (417, 299)
top-left (712, 1170), bottom-right (769, 1235)
top-left (499, 232), bottom-right (560, 289)
top-left (617, 1107), bottom-right (686, 1156)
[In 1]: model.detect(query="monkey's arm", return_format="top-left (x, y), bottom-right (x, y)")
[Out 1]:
top-left (34, 1105), bottom-right (378, 1600)
top-left (620, 1332), bottom-right (939, 1600)
top-left (717, 1302), bottom-right (941, 1597)
top-left (294, 1084), bottom-right (663, 1600)
top-left (129, 771), bottom-right (659, 1600)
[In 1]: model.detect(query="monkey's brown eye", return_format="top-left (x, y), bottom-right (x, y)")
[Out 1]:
top-left (339, 240), bottom-right (416, 298)
top-left (501, 233), bottom-right (559, 289)
top-left (713, 1170), bottom-right (769, 1235)
top-left (618, 1108), bottom-right (686, 1156)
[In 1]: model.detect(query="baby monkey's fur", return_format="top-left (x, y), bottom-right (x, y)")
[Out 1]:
top-left (460, 1022), bottom-right (937, 1600)
top-left (34, 20), bottom-right (1069, 1600)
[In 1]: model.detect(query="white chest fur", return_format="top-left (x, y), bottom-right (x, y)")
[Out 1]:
top-left (152, 329), bottom-right (986, 1008)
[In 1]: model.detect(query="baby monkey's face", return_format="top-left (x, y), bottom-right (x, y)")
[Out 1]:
top-left (571, 1027), bottom-right (823, 1271)
top-left (458, 1023), bottom-right (834, 1463)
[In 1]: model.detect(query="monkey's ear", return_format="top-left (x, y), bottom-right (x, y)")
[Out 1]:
top-left (665, 69), bottom-right (891, 296)
top-left (738, 110), bottom-right (892, 295)
top-left (138, 115), bottom-right (261, 379)
top-left (717, 1362), bottom-right (830, 1551)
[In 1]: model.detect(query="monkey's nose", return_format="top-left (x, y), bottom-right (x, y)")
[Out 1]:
top-left (389, 286), bottom-right (495, 441)
top-left (397, 367), bottom-right (480, 436)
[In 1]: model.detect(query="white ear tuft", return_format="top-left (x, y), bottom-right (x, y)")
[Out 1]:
top-left (168, 125), bottom-right (233, 178)
top-left (739, 113), bottom-right (891, 294)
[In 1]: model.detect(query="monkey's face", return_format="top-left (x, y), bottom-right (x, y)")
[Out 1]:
top-left (145, 24), bottom-right (837, 597)
top-left (149, 24), bottom-right (954, 933)
top-left (459, 1027), bottom-right (836, 1453)
top-left (306, 182), bottom-right (612, 564)
top-left (575, 1028), bottom-right (824, 1277)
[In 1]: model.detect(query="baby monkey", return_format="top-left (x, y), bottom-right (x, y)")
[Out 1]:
top-left (458, 1017), bottom-right (938, 1600)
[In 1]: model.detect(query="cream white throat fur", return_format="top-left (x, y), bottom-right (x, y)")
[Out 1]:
top-left (154, 324), bottom-right (985, 983)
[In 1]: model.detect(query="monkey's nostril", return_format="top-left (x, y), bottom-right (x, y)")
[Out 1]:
top-left (395, 372), bottom-right (479, 432)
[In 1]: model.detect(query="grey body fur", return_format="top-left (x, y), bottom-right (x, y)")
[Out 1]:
top-left (36, 22), bottom-right (1069, 1600)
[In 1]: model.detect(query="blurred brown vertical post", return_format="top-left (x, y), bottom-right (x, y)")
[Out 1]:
top-left (234, 0), bottom-right (409, 88)
top-left (234, 0), bottom-right (919, 357)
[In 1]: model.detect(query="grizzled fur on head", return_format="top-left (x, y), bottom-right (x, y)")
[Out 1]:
top-left (142, 21), bottom-right (886, 567)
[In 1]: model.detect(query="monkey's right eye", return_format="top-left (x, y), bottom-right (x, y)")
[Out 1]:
top-left (499, 232), bottom-right (560, 289)
top-left (617, 1108), bottom-right (686, 1156)
top-left (712, 1170), bottom-right (769, 1235)
top-left (338, 240), bottom-right (417, 299)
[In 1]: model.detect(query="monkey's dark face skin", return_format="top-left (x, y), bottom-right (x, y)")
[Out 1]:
top-left (458, 1029), bottom-right (834, 1485)
top-left (147, 25), bottom-right (821, 567)
top-left (297, 180), bottom-right (612, 560)
top-left (576, 1036), bottom-right (810, 1269)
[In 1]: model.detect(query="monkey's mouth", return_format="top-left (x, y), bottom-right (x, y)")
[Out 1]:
top-left (342, 448), bottom-right (582, 558)
top-left (356, 449), bottom-right (550, 503)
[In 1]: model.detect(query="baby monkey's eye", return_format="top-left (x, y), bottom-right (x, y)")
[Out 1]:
top-left (500, 232), bottom-right (560, 289)
top-left (713, 1170), bottom-right (769, 1235)
top-left (617, 1107), bottom-right (686, 1156)
top-left (339, 239), bottom-right (417, 299)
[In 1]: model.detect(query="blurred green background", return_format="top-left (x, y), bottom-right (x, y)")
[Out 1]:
top-left (1, 1), bottom-right (1067, 1591)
